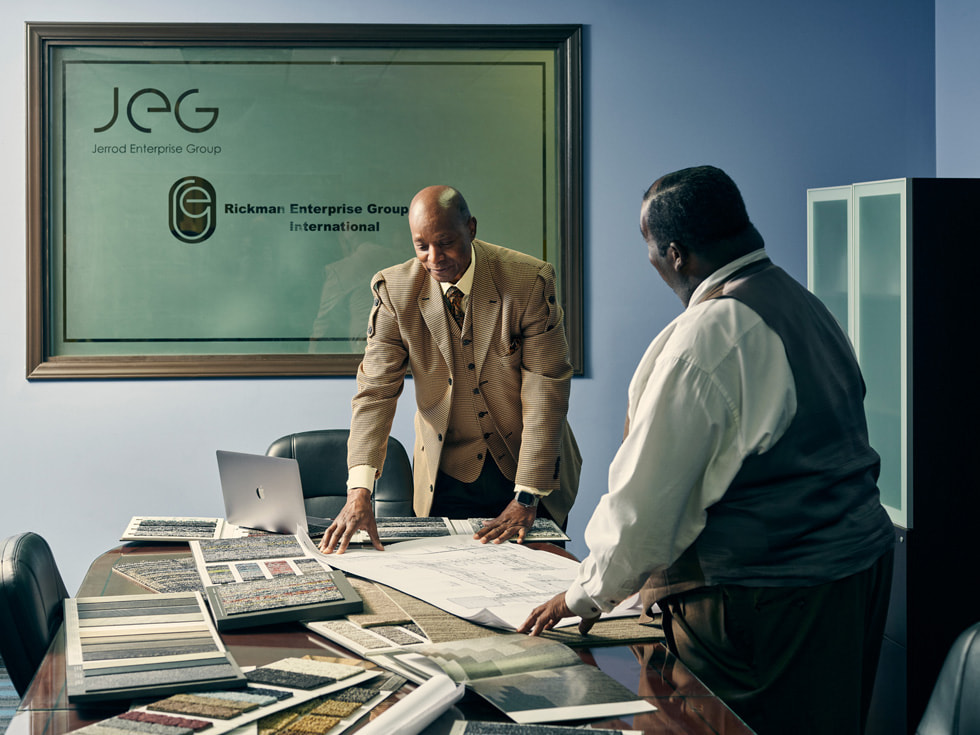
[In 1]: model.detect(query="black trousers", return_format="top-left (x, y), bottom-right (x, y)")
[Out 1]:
top-left (661, 549), bottom-right (894, 735)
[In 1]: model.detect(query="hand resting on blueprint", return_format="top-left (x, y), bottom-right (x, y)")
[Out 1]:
top-left (519, 591), bottom-right (600, 637)
top-left (319, 486), bottom-right (383, 554)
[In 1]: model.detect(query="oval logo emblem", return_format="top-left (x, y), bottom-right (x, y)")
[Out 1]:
top-left (170, 176), bottom-right (216, 243)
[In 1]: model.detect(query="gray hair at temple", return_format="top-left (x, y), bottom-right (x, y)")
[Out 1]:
top-left (641, 165), bottom-right (762, 256)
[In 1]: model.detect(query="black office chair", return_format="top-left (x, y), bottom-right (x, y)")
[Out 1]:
top-left (0, 532), bottom-right (69, 697)
top-left (916, 621), bottom-right (980, 735)
top-left (266, 429), bottom-right (414, 519)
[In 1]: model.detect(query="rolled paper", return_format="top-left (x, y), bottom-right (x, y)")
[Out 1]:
top-left (354, 673), bottom-right (464, 735)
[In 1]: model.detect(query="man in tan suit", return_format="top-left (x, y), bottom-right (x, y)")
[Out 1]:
top-left (320, 185), bottom-right (579, 553)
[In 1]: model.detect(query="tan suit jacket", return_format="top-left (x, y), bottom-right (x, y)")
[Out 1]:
top-left (348, 239), bottom-right (580, 524)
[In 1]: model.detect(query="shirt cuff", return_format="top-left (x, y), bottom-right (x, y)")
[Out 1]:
top-left (513, 483), bottom-right (549, 497)
top-left (565, 581), bottom-right (603, 619)
top-left (347, 465), bottom-right (377, 494)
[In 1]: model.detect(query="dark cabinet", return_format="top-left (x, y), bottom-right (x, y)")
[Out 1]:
top-left (808, 178), bottom-right (980, 733)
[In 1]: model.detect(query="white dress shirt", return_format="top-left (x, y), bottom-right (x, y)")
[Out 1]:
top-left (566, 250), bottom-right (798, 617)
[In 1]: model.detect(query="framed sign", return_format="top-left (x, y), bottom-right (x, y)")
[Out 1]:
top-left (26, 23), bottom-right (583, 379)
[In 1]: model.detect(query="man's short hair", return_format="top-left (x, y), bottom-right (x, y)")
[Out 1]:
top-left (642, 166), bottom-right (752, 255)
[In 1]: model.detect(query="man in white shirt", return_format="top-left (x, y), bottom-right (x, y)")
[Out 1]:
top-left (520, 166), bottom-right (894, 735)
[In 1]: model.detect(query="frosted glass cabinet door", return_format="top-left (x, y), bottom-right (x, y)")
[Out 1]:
top-left (807, 186), bottom-right (852, 332)
top-left (852, 180), bottom-right (907, 528)
top-left (807, 179), bottom-right (909, 528)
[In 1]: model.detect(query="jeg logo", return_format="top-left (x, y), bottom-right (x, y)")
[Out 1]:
top-left (170, 176), bottom-right (216, 244)
top-left (95, 87), bottom-right (219, 134)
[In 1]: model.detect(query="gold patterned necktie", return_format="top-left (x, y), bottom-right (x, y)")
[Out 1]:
top-left (445, 285), bottom-right (465, 328)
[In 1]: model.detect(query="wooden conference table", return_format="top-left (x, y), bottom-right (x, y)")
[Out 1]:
top-left (9, 543), bottom-right (754, 735)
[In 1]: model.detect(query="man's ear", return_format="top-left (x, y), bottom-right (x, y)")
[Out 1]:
top-left (667, 242), bottom-right (687, 272)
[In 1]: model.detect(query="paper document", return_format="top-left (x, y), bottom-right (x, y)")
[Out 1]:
top-left (353, 673), bottom-right (464, 735)
top-left (334, 516), bottom-right (569, 544)
top-left (322, 536), bottom-right (639, 630)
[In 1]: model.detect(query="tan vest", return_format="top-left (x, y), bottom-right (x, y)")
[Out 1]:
top-left (439, 302), bottom-right (517, 483)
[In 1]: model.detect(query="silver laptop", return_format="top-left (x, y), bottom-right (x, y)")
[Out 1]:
top-left (216, 450), bottom-right (309, 534)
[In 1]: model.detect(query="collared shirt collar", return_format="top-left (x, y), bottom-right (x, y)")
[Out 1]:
top-left (440, 241), bottom-right (477, 296)
top-left (689, 249), bottom-right (768, 308)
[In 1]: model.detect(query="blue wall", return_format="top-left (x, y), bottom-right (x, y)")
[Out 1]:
top-left (0, 0), bottom-right (959, 593)
top-left (937, 0), bottom-right (980, 175)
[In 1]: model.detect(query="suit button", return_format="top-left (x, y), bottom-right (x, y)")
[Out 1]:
top-left (484, 433), bottom-right (491, 439)
top-left (374, 298), bottom-right (380, 306)
top-left (468, 363), bottom-right (475, 369)
top-left (366, 326), bottom-right (374, 336)
top-left (438, 434), bottom-right (443, 441)
top-left (477, 453), bottom-right (483, 460)
top-left (448, 378), bottom-right (453, 385)
top-left (473, 388), bottom-right (480, 395)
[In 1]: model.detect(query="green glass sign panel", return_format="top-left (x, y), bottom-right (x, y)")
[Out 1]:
top-left (28, 24), bottom-right (582, 378)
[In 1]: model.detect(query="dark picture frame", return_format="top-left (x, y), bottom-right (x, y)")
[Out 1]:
top-left (26, 22), bottom-right (583, 379)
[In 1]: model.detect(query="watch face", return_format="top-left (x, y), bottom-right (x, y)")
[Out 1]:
top-left (516, 491), bottom-right (538, 507)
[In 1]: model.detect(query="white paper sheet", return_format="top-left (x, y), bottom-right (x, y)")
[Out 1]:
top-left (321, 536), bottom-right (640, 630)
top-left (353, 673), bottom-right (464, 735)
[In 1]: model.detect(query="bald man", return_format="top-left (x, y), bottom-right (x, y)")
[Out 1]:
top-left (321, 186), bottom-right (580, 553)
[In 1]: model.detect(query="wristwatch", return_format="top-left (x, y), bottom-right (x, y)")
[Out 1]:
top-left (515, 490), bottom-right (540, 508)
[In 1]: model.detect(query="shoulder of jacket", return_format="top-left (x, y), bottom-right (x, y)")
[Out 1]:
top-left (476, 239), bottom-right (550, 276)
top-left (372, 257), bottom-right (429, 301)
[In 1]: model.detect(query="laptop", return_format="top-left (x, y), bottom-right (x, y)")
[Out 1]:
top-left (216, 450), bottom-right (310, 534)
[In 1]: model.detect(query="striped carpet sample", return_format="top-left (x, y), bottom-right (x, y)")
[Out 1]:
top-left (265, 561), bottom-right (295, 577)
top-left (65, 593), bottom-right (245, 703)
top-left (116, 710), bottom-right (213, 730)
top-left (278, 713), bottom-right (340, 734)
top-left (207, 565), bottom-right (236, 585)
top-left (130, 519), bottom-right (220, 539)
top-left (245, 658), bottom-right (362, 691)
top-left (111, 558), bottom-right (204, 594)
top-left (66, 711), bottom-right (214, 735)
top-left (308, 699), bottom-right (360, 718)
top-left (62, 656), bottom-right (383, 735)
top-left (233, 563), bottom-right (266, 582)
top-left (245, 670), bottom-right (336, 692)
top-left (256, 710), bottom-right (300, 735)
top-left (213, 571), bottom-right (343, 615)
top-left (148, 693), bottom-right (262, 720)
top-left (198, 537), bottom-right (304, 564)
top-left (255, 684), bottom-right (383, 735)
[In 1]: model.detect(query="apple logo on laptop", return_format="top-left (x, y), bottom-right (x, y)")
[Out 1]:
top-left (256, 486), bottom-right (266, 500)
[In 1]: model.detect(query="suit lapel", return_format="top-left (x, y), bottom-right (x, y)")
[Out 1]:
top-left (419, 274), bottom-right (454, 370)
top-left (468, 240), bottom-right (500, 378)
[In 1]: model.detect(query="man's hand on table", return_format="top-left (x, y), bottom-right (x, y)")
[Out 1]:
top-left (518, 591), bottom-right (599, 636)
top-left (473, 500), bottom-right (537, 544)
top-left (319, 487), bottom-right (383, 554)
